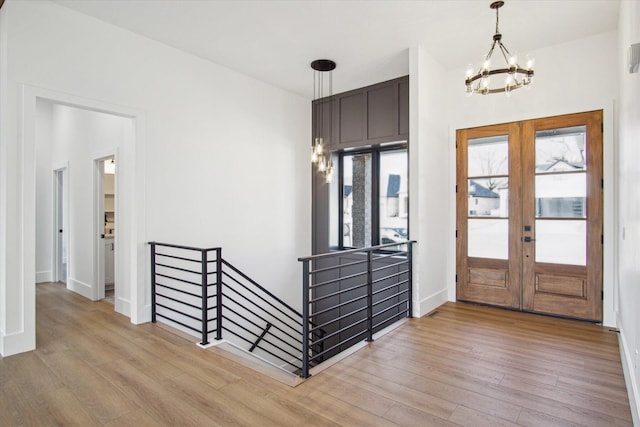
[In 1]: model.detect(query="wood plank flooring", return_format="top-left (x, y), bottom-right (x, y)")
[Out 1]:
top-left (0, 282), bottom-right (632, 426)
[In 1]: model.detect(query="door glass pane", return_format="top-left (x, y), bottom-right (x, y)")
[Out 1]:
top-left (468, 178), bottom-right (508, 217)
top-left (468, 219), bottom-right (508, 259)
top-left (468, 135), bottom-right (509, 177)
top-left (535, 220), bottom-right (586, 265)
top-left (535, 126), bottom-right (586, 173)
top-left (379, 149), bottom-right (408, 244)
top-left (535, 173), bottom-right (586, 218)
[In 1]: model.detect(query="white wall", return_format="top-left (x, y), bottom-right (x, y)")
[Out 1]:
top-left (409, 46), bottom-right (451, 316)
top-left (445, 31), bottom-right (619, 327)
top-left (616, 1), bottom-right (640, 423)
top-left (0, 0), bottom-right (310, 356)
top-left (35, 101), bottom-right (54, 283)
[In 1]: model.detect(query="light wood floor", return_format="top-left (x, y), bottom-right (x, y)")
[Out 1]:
top-left (0, 282), bottom-right (632, 426)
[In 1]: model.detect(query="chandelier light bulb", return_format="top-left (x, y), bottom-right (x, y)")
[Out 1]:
top-left (311, 148), bottom-right (318, 163)
top-left (466, 65), bottom-right (474, 78)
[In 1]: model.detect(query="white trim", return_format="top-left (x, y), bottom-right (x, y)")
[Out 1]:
top-left (92, 151), bottom-right (117, 303)
top-left (115, 296), bottom-right (130, 317)
top-left (619, 329), bottom-right (640, 426)
top-left (67, 277), bottom-right (93, 300)
top-left (418, 288), bottom-right (448, 317)
top-left (52, 163), bottom-right (69, 285)
top-left (36, 271), bottom-right (52, 283)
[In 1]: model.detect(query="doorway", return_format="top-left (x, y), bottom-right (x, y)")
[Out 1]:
top-left (98, 156), bottom-right (116, 304)
top-left (456, 110), bottom-right (603, 321)
top-left (54, 167), bottom-right (68, 284)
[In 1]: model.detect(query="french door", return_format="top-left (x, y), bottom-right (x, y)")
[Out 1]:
top-left (456, 111), bottom-right (603, 321)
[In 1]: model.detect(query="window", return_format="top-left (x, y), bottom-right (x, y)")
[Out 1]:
top-left (340, 145), bottom-right (408, 248)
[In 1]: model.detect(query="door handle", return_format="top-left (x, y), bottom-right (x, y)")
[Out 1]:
top-left (523, 236), bottom-right (536, 242)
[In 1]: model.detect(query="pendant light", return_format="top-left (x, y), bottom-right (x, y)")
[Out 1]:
top-left (311, 59), bottom-right (336, 183)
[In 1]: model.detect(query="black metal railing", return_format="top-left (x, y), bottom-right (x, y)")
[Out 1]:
top-left (149, 242), bottom-right (309, 373)
top-left (150, 240), bottom-right (414, 378)
top-left (298, 241), bottom-right (415, 378)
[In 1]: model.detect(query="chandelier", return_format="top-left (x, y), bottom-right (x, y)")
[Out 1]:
top-left (311, 59), bottom-right (336, 183)
top-left (465, 1), bottom-right (534, 96)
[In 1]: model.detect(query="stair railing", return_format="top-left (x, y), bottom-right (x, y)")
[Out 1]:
top-left (298, 240), bottom-right (415, 378)
top-left (149, 242), bottom-right (306, 372)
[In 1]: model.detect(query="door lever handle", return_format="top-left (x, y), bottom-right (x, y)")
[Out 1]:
top-left (523, 236), bottom-right (536, 242)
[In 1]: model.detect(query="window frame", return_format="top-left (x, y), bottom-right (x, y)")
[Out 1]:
top-left (338, 142), bottom-right (409, 250)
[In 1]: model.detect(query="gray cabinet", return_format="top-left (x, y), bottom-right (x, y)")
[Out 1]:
top-left (312, 75), bottom-right (409, 152)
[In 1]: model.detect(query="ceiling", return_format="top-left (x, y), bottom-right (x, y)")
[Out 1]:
top-left (52, 0), bottom-right (619, 98)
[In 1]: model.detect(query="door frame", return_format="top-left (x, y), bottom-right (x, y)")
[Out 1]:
top-left (93, 152), bottom-right (117, 302)
top-left (4, 84), bottom-right (148, 356)
top-left (52, 162), bottom-right (69, 284)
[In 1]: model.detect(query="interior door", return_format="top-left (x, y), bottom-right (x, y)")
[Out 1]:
top-left (456, 111), bottom-right (603, 321)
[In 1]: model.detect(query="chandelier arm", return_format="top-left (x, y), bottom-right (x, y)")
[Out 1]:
top-left (498, 42), bottom-right (512, 65)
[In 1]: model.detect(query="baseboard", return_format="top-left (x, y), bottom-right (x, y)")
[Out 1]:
top-left (0, 329), bottom-right (35, 357)
top-left (35, 270), bottom-right (52, 283)
top-left (417, 288), bottom-right (448, 317)
top-left (115, 297), bottom-right (131, 318)
top-left (67, 277), bottom-right (93, 299)
top-left (619, 329), bottom-right (640, 426)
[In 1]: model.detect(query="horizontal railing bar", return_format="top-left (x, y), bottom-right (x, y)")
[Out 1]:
top-left (221, 319), bottom-right (303, 365)
top-left (222, 327), bottom-right (303, 370)
top-left (369, 251), bottom-right (409, 261)
top-left (371, 270), bottom-right (409, 287)
top-left (308, 258), bottom-right (368, 275)
top-left (372, 290), bottom-right (408, 307)
top-left (308, 282), bottom-right (368, 304)
top-left (309, 329), bottom-right (368, 362)
top-left (155, 292), bottom-right (202, 311)
top-left (222, 284), bottom-right (303, 333)
top-left (155, 253), bottom-right (201, 263)
top-left (155, 282), bottom-right (201, 299)
top-left (299, 240), bottom-right (415, 262)
top-left (373, 309), bottom-right (409, 331)
top-left (149, 241), bottom-right (221, 252)
top-left (222, 260), bottom-right (303, 318)
top-left (372, 260), bottom-right (410, 273)
top-left (222, 274), bottom-right (303, 327)
top-left (372, 298), bottom-right (409, 319)
top-left (371, 279), bottom-right (410, 296)
top-left (221, 301), bottom-right (302, 351)
top-left (309, 293), bottom-right (368, 319)
top-left (155, 303), bottom-right (201, 322)
top-left (207, 317), bottom-right (217, 323)
top-left (309, 270), bottom-right (368, 289)
top-left (155, 273), bottom-right (201, 287)
top-left (310, 317), bottom-right (368, 346)
top-left (155, 262), bottom-right (202, 276)
top-left (155, 313), bottom-right (201, 333)
top-left (310, 305), bottom-right (368, 332)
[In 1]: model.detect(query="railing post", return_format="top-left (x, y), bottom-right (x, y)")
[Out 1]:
top-left (366, 250), bottom-right (374, 342)
top-left (215, 247), bottom-right (223, 341)
top-left (150, 243), bottom-right (156, 323)
top-left (407, 242), bottom-right (413, 318)
top-left (200, 249), bottom-right (209, 346)
top-left (301, 260), bottom-right (311, 378)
